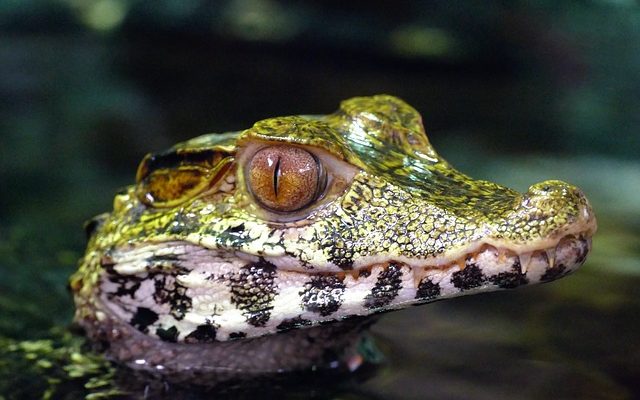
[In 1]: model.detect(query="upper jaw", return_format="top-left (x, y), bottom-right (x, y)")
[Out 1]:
top-left (327, 200), bottom-right (596, 275)
top-left (315, 233), bottom-right (591, 291)
top-left (402, 197), bottom-right (597, 278)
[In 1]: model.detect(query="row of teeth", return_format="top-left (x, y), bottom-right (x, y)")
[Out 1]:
top-left (420, 234), bottom-right (589, 277)
top-left (337, 235), bottom-right (586, 282)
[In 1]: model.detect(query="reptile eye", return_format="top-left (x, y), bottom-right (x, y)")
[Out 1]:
top-left (248, 146), bottom-right (325, 212)
top-left (135, 148), bottom-right (233, 208)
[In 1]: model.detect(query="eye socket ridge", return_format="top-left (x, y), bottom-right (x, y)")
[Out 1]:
top-left (247, 145), bottom-right (328, 213)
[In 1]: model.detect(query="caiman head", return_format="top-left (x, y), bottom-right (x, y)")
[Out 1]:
top-left (72, 95), bottom-right (596, 349)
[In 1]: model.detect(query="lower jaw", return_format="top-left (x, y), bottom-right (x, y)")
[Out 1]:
top-left (76, 303), bottom-right (377, 385)
top-left (72, 235), bottom-right (591, 391)
top-left (95, 234), bottom-right (590, 345)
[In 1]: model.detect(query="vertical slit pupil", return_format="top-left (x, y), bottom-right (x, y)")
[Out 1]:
top-left (273, 156), bottom-right (281, 198)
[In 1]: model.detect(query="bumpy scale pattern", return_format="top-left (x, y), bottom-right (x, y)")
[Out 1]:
top-left (229, 260), bottom-right (278, 327)
top-left (299, 275), bottom-right (346, 316)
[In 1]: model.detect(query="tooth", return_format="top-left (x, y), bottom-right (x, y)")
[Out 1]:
top-left (412, 265), bottom-right (428, 287)
top-left (519, 252), bottom-right (532, 274)
top-left (545, 247), bottom-right (556, 268)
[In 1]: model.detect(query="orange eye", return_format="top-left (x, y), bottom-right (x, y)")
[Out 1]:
top-left (248, 146), bottom-right (325, 212)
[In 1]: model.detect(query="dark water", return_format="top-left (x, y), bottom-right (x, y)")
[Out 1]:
top-left (1, 1), bottom-right (639, 399)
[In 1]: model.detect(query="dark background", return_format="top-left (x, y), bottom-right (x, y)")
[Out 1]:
top-left (0, 1), bottom-right (639, 399)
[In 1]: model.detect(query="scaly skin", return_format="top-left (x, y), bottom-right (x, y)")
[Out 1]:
top-left (70, 95), bottom-right (596, 383)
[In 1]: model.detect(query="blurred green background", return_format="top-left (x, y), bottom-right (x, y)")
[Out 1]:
top-left (0, 1), bottom-right (639, 399)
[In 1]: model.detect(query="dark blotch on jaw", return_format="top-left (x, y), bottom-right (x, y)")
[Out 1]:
top-left (107, 271), bottom-right (142, 298)
top-left (156, 326), bottom-right (179, 342)
top-left (540, 237), bottom-right (588, 283)
top-left (277, 316), bottom-right (313, 332)
top-left (451, 262), bottom-right (486, 290)
top-left (300, 275), bottom-right (346, 317)
top-left (364, 263), bottom-right (403, 309)
top-left (334, 258), bottom-right (354, 270)
top-left (185, 324), bottom-right (217, 343)
top-left (227, 223), bottom-right (245, 234)
top-left (245, 310), bottom-right (272, 327)
top-left (325, 240), bottom-right (354, 270)
top-left (228, 331), bottom-right (247, 339)
top-left (488, 259), bottom-right (529, 289)
top-left (221, 223), bottom-right (247, 245)
top-left (575, 238), bottom-right (589, 265)
top-left (152, 273), bottom-right (192, 321)
top-left (416, 277), bottom-right (441, 301)
top-left (229, 260), bottom-right (278, 327)
top-left (130, 307), bottom-right (158, 333)
top-left (540, 264), bottom-right (568, 282)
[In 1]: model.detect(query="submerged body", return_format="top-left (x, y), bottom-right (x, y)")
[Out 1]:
top-left (71, 95), bottom-right (596, 382)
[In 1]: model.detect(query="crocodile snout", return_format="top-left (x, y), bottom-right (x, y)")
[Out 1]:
top-left (523, 179), bottom-right (596, 239)
top-left (489, 180), bottom-right (596, 246)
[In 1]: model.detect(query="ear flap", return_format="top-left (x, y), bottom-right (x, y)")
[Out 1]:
top-left (135, 147), bottom-right (234, 208)
top-left (332, 95), bottom-right (435, 156)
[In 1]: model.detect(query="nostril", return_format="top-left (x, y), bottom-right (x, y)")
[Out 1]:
top-left (527, 180), bottom-right (568, 197)
top-left (514, 179), bottom-right (596, 239)
top-left (523, 180), bottom-right (587, 218)
top-left (527, 180), bottom-right (586, 200)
